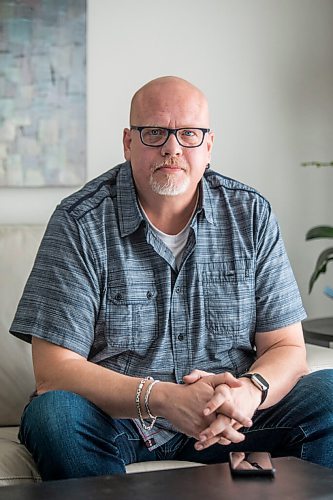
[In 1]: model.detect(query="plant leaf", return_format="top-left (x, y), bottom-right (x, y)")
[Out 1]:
top-left (324, 286), bottom-right (333, 299)
top-left (301, 161), bottom-right (333, 167)
top-left (309, 247), bottom-right (333, 293)
top-left (306, 226), bottom-right (333, 240)
top-left (301, 161), bottom-right (333, 168)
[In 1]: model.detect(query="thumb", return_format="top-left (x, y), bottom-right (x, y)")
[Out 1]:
top-left (183, 369), bottom-right (214, 384)
top-left (209, 372), bottom-right (242, 389)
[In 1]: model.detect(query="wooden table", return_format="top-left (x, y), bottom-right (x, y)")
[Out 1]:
top-left (0, 457), bottom-right (332, 500)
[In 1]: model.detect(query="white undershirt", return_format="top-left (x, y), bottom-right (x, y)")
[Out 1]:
top-left (138, 194), bottom-right (198, 269)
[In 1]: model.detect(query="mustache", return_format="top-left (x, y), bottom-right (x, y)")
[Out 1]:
top-left (152, 158), bottom-right (188, 172)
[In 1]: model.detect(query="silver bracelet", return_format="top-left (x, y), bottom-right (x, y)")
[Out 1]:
top-left (135, 377), bottom-right (155, 431)
top-left (144, 379), bottom-right (160, 422)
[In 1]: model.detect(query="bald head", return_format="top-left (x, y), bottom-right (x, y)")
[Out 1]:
top-left (123, 76), bottom-right (214, 202)
top-left (129, 76), bottom-right (210, 127)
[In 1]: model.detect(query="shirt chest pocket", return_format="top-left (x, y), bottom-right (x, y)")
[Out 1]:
top-left (201, 262), bottom-right (255, 340)
top-left (107, 270), bottom-right (158, 354)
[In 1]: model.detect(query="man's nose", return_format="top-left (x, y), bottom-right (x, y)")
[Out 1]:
top-left (160, 132), bottom-right (183, 156)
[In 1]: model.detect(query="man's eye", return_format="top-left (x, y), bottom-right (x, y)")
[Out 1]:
top-left (150, 129), bottom-right (164, 136)
top-left (182, 129), bottom-right (196, 137)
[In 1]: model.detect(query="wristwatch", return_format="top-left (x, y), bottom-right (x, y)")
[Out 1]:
top-left (241, 373), bottom-right (269, 405)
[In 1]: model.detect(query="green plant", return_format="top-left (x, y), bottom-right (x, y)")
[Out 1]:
top-left (303, 161), bottom-right (333, 294)
top-left (306, 225), bottom-right (333, 293)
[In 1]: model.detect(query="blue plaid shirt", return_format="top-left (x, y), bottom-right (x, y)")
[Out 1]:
top-left (10, 161), bottom-right (306, 450)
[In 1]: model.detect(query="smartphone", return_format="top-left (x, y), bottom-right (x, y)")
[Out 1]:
top-left (229, 451), bottom-right (275, 477)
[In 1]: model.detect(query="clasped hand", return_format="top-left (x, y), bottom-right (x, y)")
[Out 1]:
top-left (182, 370), bottom-right (259, 450)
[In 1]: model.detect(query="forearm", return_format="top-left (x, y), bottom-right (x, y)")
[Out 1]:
top-left (176, 324), bottom-right (309, 449)
top-left (32, 338), bottom-right (158, 419)
top-left (247, 345), bottom-right (309, 409)
top-left (37, 356), bottom-right (147, 418)
top-left (40, 359), bottom-right (216, 439)
top-left (33, 337), bottom-right (216, 438)
top-left (245, 337), bottom-right (309, 409)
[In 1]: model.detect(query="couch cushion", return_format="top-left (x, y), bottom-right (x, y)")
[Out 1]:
top-left (0, 225), bottom-right (45, 426)
top-left (126, 460), bottom-right (205, 474)
top-left (0, 427), bottom-right (41, 486)
top-left (0, 426), bottom-right (203, 485)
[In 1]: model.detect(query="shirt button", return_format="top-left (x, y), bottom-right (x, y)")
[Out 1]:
top-left (175, 286), bottom-right (181, 294)
top-left (178, 334), bottom-right (184, 341)
top-left (115, 292), bottom-right (122, 301)
top-left (146, 291), bottom-right (153, 299)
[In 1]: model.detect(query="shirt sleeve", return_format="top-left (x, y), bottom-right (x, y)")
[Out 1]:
top-left (10, 208), bottom-right (100, 358)
top-left (255, 203), bottom-right (307, 332)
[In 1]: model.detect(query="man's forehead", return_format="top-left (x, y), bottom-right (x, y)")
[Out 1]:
top-left (130, 78), bottom-right (209, 124)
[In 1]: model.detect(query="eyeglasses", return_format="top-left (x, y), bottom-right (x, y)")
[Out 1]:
top-left (130, 126), bottom-right (210, 148)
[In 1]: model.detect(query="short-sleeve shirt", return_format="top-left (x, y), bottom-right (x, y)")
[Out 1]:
top-left (10, 161), bottom-right (306, 449)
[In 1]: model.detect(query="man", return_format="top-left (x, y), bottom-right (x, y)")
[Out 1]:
top-left (11, 76), bottom-right (333, 480)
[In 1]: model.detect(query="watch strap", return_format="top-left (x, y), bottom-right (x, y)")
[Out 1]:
top-left (241, 373), bottom-right (269, 405)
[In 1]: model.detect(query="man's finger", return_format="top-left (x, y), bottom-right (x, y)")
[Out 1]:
top-left (195, 435), bottom-right (221, 450)
top-left (198, 428), bottom-right (245, 448)
top-left (183, 369), bottom-right (214, 384)
top-left (203, 390), bottom-right (227, 415)
top-left (203, 397), bottom-right (252, 428)
top-left (196, 421), bottom-right (245, 450)
top-left (218, 437), bottom-right (232, 446)
top-left (218, 425), bottom-right (246, 444)
top-left (194, 434), bottom-right (232, 450)
top-left (199, 414), bottom-right (247, 444)
top-left (210, 372), bottom-right (242, 389)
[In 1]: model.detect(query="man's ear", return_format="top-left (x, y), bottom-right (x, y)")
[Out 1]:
top-left (123, 128), bottom-right (131, 161)
top-left (206, 130), bottom-right (214, 162)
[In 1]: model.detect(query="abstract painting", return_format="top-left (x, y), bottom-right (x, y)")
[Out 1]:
top-left (0, 0), bottom-right (86, 187)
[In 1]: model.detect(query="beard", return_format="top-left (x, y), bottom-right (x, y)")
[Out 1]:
top-left (149, 158), bottom-right (190, 196)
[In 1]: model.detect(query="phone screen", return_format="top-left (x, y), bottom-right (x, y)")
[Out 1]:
top-left (229, 452), bottom-right (275, 477)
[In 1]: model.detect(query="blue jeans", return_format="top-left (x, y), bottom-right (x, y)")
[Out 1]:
top-left (19, 369), bottom-right (333, 480)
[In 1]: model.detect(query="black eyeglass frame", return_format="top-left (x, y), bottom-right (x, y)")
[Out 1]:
top-left (130, 126), bottom-right (211, 148)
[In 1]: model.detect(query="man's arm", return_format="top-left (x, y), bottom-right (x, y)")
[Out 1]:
top-left (32, 337), bottom-right (142, 418)
top-left (241, 321), bottom-right (309, 409)
top-left (187, 322), bottom-right (309, 449)
top-left (32, 337), bottom-right (251, 439)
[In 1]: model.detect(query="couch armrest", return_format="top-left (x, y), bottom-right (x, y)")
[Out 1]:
top-left (305, 343), bottom-right (333, 372)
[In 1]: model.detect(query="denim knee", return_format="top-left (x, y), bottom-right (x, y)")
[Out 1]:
top-left (19, 390), bottom-right (147, 480)
top-left (19, 390), bottom-right (106, 479)
top-left (300, 369), bottom-right (333, 412)
top-left (297, 369), bottom-right (333, 467)
top-left (20, 390), bottom-right (90, 444)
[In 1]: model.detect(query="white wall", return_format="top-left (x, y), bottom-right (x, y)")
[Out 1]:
top-left (0, 0), bottom-right (332, 318)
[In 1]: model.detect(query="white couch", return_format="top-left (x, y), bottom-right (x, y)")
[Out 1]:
top-left (1, 224), bottom-right (332, 487)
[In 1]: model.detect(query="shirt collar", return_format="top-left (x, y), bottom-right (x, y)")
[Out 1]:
top-left (117, 161), bottom-right (144, 237)
top-left (197, 173), bottom-right (215, 225)
top-left (117, 162), bottom-right (215, 237)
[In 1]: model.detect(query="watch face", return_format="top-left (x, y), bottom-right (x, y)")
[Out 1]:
top-left (252, 374), bottom-right (269, 391)
top-left (242, 373), bottom-right (269, 404)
